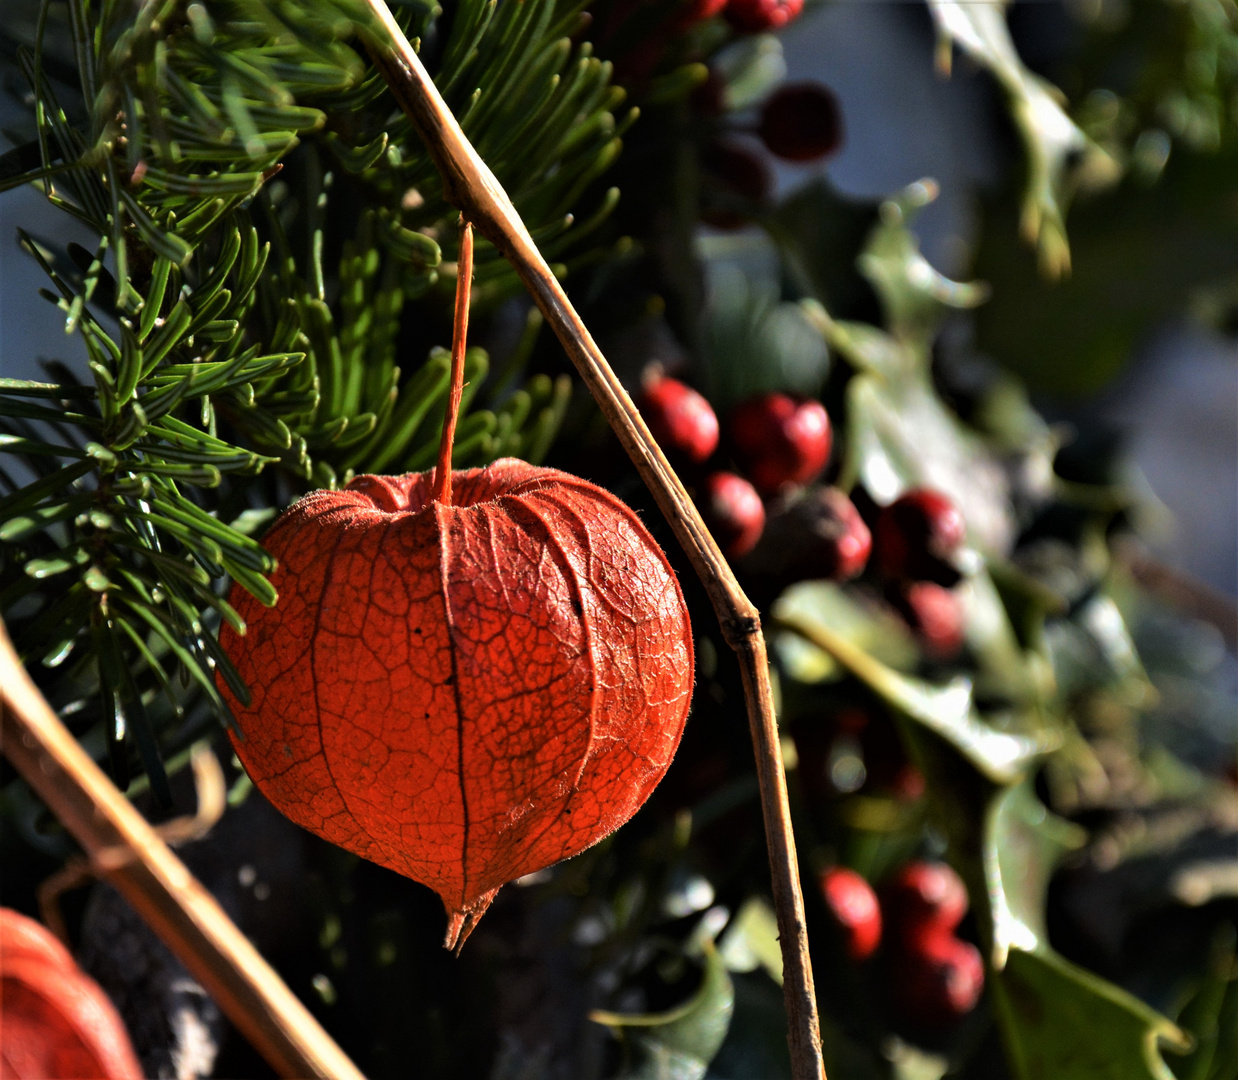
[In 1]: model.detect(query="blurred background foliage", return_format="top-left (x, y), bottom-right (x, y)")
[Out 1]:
top-left (1, 0), bottom-right (1235, 1077)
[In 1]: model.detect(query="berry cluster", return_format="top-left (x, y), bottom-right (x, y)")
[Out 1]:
top-left (723, 0), bottom-right (803, 33)
top-left (636, 379), bottom-right (971, 660)
top-left (818, 861), bottom-right (985, 1026)
top-left (638, 377), bottom-right (870, 574)
top-left (873, 489), bottom-right (968, 658)
top-left (699, 80), bottom-right (843, 229)
top-left (883, 861), bottom-right (986, 1025)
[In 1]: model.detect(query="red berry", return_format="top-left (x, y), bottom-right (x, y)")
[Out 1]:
top-left (701, 142), bottom-right (772, 228)
top-left (820, 867), bottom-right (882, 961)
top-left (884, 861), bottom-right (969, 944)
top-left (728, 394), bottom-right (831, 496)
top-left (874, 488), bottom-right (965, 584)
top-left (724, 0), bottom-right (803, 33)
top-left (703, 141), bottom-right (772, 202)
top-left (682, 0), bottom-right (728, 23)
top-left (701, 471), bottom-right (765, 558)
top-left (816, 488), bottom-right (870, 580)
top-left (889, 763), bottom-right (926, 802)
top-left (733, 486), bottom-right (869, 583)
top-left (895, 933), bottom-right (985, 1025)
top-left (759, 83), bottom-right (844, 162)
top-left (895, 582), bottom-right (965, 659)
top-left (639, 376), bottom-right (720, 465)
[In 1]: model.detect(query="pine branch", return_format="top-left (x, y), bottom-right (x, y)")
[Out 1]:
top-left (2, 0), bottom-right (610, 792)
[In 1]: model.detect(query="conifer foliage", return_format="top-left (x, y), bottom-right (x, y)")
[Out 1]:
top-left (1, 0), bottom-right (624, 796)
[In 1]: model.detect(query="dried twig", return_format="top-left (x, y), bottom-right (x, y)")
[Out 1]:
top-left (1114, 538), bottom-right (1238, 651)
top-left (359, 6), bottom-right (825, 1076)
top-left (0, 620), bottom-right (368, 1080)
top-left (38, 744), bottom-right (227, 943)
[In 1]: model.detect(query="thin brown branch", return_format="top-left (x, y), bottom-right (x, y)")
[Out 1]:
top-left (38, 744), bottom-right (228, 942)
top-left (0, 620), bottom-right (368, 1080)
top-left (358, 6), bottom-right (824, 1076)
top-left (1114, 537), bottom-right (1238, 651)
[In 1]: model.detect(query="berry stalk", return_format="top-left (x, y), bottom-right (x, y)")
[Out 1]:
top-left (431, 216), bottom-right (474, 508)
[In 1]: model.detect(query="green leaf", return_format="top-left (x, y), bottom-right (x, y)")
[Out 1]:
top-left (981, 782), bottom-right (1191, 1080)
top-left (803, 194), bottom-right (1018, 559)
top-left (152, 495), bottom-right (274, 572)
top-left (0, 379), bottom-right (95, 399)
top-left (25, 550), bottom-right (90, 579)
top-left (774, 605), bottom-right (1051, 784)
top-left (856, 183), bottom-right (989, 346)
top-left (0, 433), bottom-right (85, 458)
top-left (592, 943), bottom-right (735, 1080)
top-left (772, 581), bottom-right (918, 682)
top-left (361, 350), bottom-right (451, 472)
top-left (510, 373), bottom-right (570, 466)
top-left (140, 298), bottom-right (193, 376)
top-left (984, 782), bottom-right (1086, 964)
top-left (118, 596), bottom-right (224, 711)
top-left (698, 265), bottom-right (829, 411)
top-left (973, 144), bottom-right (1238, 397)
top-left (138, 256), bottom-right (175, 341)
top-left (139, 460), bottom-right (223, 487)
top-left (714, 35), bottom-right (786, 111)
top-left (116, 658), bottom-right (175, 808)
top-left (716, 898), bottom-right (783, 986)
top-left (228, 561), bottom-right (278, 608)
top-left (768, 179), bottom-right (877, 319)
top-left (926, 0), bottom-right (1120, 276)
top-left (995, 948), bottom-right (1191, 1080)
top-left (323, 129), bottom-right (388, 172)
top-left (1169, 927), bottom-right (1238, 1080)
top-left (0, 496), bottom-right (93, 541)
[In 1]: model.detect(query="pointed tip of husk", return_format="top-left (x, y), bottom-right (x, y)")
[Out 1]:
top-left (442, 887), bottom-right (501, 954)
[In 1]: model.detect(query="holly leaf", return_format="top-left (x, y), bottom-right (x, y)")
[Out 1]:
top-left (841, 369), bottom-right (1015, 555)
top-left (856, 181), bottom-right (989, 348)
top-left (926, 0), bottom-right (1120, 277)
top-left (772, 581), bottom-right (918, 683)
top-left (699, 265), bottom-right (829, 411)
top-left (769, 178), bottom-right (877, 320)
top-left (717, 897), bottom-right (784, 985)
top-left (713, 34), bottom-right (786, 112)
top-left (997, 949), bottom-right (1192, 1080)
top-left (985, 781), bottom-right (1086, 964)
top-left (774, 604), bottom-right (1051, 785)
top-left (706, 974), bottom-right (798, 1080)
top-left (984, 782), bottom-right (1192, 1080)
top-left (592, 943), bottom-right (735, 1080)
top-left (776, 560), bottom-right (1188, 1080)
top-left (1168, 927), bottom-right (1238, 1080)
top-left (1043, 592), bottom-right (1156, 706)
top-left (963, 567), bottom-right (1044, 704)
top-left (807, 188), bottom-right (1015, 556)
top-left (973, 144), bottom-right (1238, 397)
